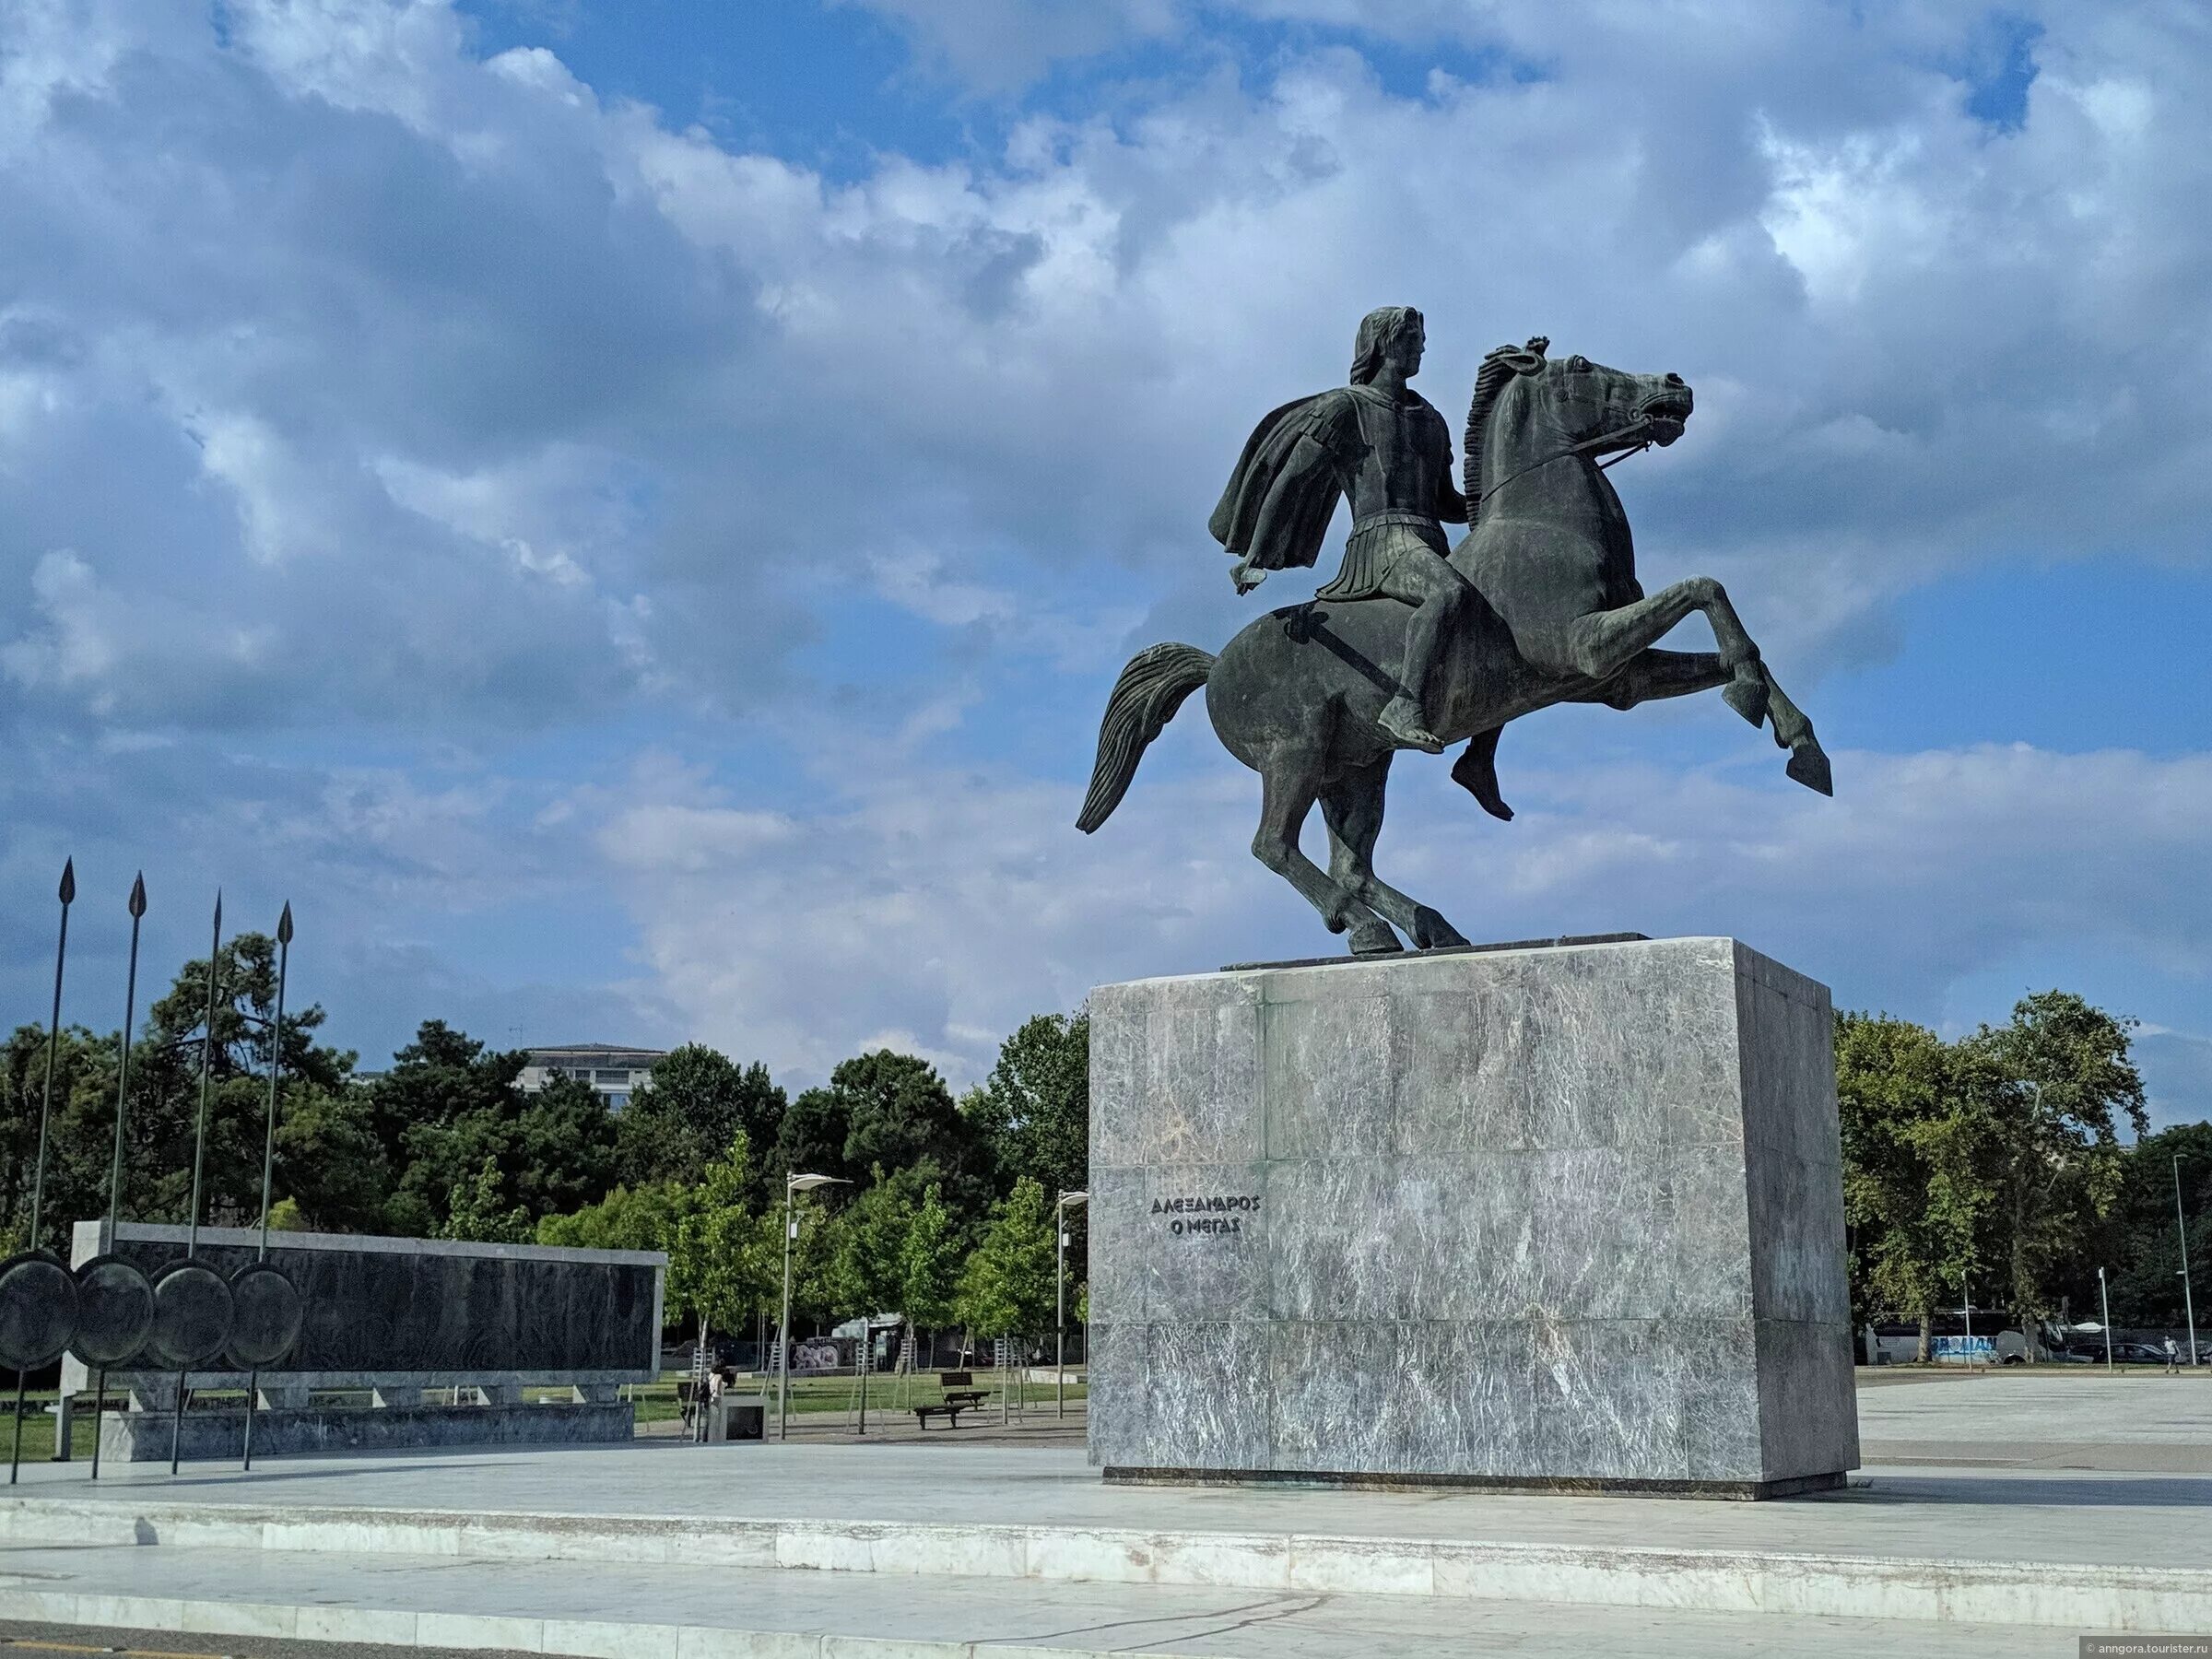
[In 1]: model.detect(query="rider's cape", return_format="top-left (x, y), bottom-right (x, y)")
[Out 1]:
top-left (1207, 391), bottom-right (1356, 573)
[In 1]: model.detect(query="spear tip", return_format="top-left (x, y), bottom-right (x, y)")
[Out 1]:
top-left (212, 888), bottom-right (223, 930)
top-left (276, 901), bottom-right (294, 945)
top-left (128, 872), bottom-right (147, 918)
top-left (58, 858), bottom-right (75, 903)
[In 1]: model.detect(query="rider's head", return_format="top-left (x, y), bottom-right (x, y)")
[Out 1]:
top-left (1350, 307), bottom-right (1425, 384)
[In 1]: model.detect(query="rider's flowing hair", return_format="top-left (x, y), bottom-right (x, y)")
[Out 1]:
top-left (1349, 307), bottom-right (1422, 384)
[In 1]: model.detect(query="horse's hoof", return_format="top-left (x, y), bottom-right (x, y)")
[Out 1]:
top-left (1412, 908), bottom-right (1471, 950)
top-left (1723, 670), bottom-right (1768, 727)
top-left (1347, 918), bottom-right (1405, 956)
top-left (1787, 743), bottom-right (1833, 796)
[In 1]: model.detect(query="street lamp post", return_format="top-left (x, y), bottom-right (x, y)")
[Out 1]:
top-left (2098, 1266), bottom-right (2113, 1372)
top-left (1055, 1191), bottom-right (1088, 1419)
top-left (779, 1173), bottom-right (849, 1441)
top-left (2178, 1155), bottom-right (2200, 1368)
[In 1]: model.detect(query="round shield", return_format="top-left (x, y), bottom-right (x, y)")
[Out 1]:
top-left (0, 1251), bottom-right (78, 1372)
top-left (69, 1253), bottom-right (156, 1367)
top-left (223, 1261), bottom-right (303, 1369)
top-left (143, 1259), bottom-right (233, 1371)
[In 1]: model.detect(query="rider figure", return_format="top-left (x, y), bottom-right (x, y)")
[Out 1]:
top-left (1209, 306), bottom-right (1472, 752)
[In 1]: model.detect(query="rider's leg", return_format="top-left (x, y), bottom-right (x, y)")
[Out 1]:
top-left (1373, 551), bottom-right (1473, 752)
top-left (1451, 726), bottom-right (1512, 820)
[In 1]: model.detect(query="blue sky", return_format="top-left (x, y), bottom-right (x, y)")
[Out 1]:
top-left (2, 1), bottom-right (2208, 1126)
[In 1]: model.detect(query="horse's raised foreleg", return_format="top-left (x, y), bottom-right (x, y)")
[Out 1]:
top-left (1575, 645), bottom-right (1833, 796)
top-left (1252, 759), bottom-right (1402, 954)
top-left (1321, 759), bottom-right (1470, 951)
top-left (1538, 583), bottom-right (1831, 796)
top-left (1758, 666), bottom-right (1833, 794)
top-left (1537, 578), bottom-right (1753, 685)
top-left (1574, 647), bottom-right (1731, 708)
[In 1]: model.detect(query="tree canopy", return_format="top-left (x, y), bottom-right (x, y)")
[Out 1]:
top-left (1838, 991), bottom-right (2154, 1352)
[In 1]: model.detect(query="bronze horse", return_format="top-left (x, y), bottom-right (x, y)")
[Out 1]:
top-left (1077, 338), bottom-right (1831, 955)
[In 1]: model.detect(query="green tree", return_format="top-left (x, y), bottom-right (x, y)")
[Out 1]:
top-left (667, 1132), bottom-right (773, 1348)
top-left (396, 1064), bottom-right (618, 1237)
top-left (371, 1021), bottom-right (531, 1235)
top-left (441, 1153), bottom-right (534, 1243)
top-left (1959, 992), bottom-right (2147, 1352)
top-left (770, 1050), bottom-right (981, 1203)
top-left (957, 1176), bottom-right (1056, 1340)
top-left (2083, 1123), bottom-right (2212, 1327)
top-left (772, 1086), bottom-right (853, 1188)
top-left (964, 1011), bottom-right (1088, 1202)
top-left (1837, 1012), bottom-right (1995, 1357)
top-left (900, 1182), bottom-right (965, 1337)
top-left (828, 1167), bottom-right (922, 1317)
top-left (618, 1046), bottom-right (784, 1191)
top-left (273, 1086), bottom-right (391, 1233)
top-left (839, 1051), bottom-right (976, 1191)
top-left (1, 1022), bottom-right (106, 1252)
top-left (4, 933), bottom-right (359, 1247)
top-left (537, 1180), bottom-right (688, 1254)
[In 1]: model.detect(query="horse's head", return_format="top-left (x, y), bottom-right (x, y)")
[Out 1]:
top-left (1465, 338), bottom-right (1694, 498)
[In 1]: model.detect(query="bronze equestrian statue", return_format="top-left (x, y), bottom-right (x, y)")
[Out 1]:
top-left (1077, 316), bottom-right (1832, 957)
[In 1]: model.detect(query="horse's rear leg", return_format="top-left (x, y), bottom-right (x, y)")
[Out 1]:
top-left (1321, 760), bottom-right (1470, 952)
top-left (1253, 761), bottom-right (1401, 955)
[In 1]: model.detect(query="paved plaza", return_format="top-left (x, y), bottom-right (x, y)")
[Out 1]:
top-left (0, 1373), bottom-right (2205, 1654)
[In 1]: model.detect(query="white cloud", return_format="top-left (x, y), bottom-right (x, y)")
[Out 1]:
top-left (2, 0), bottom-right (2210, 1090)
top-left (583, 735), bottom-right (2212, 1088)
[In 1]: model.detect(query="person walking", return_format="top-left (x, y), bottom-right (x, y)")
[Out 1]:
top-left (2168, 1335), bottom-right (2183, 1375)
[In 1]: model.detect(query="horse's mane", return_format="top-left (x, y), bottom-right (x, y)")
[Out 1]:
top-left (1463, 337), bottom-right (1547, 518)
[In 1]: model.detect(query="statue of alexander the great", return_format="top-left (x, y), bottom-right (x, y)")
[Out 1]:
top-left (1079, 318), bottom-right (1834, 958)
top-left (1209, 306), bottom-right (1472, 753)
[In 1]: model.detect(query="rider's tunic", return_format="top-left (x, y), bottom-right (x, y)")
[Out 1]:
top-left (1317, 386), bottom-right (1459, 602)
top-left (1208, 383), bottom-right (1465, 599)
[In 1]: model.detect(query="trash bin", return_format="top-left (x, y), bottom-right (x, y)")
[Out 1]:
top-left (708, 1394), bottom-right (765, 1442)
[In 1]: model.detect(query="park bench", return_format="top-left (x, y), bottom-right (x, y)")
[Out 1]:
top-left (912, 1371), bottom-right (993, 1430)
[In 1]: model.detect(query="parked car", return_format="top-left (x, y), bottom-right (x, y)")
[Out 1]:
top-left (2103, 1341), bottom-right (2171, 1365)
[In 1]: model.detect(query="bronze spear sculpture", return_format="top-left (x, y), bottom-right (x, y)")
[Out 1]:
top-left (170, 892), bottom-right (222, 1476)
top-left (9, 860), bottom-right (77, 1485)
top-left (88, 873), bottom-right (147, 1479)
top-left (241, 901), bottom-right (291, 1472)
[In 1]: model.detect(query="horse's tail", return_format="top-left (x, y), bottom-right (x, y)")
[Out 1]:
top-left (1077, 642), bottom-right (1217, 833)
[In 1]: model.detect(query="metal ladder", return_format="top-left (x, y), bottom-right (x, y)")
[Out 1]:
top-left (688, 1328), bottom-right (711, 1442)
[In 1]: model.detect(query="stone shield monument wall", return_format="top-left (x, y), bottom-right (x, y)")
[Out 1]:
top-left (1085, 935), bottom-right (1858, 1497)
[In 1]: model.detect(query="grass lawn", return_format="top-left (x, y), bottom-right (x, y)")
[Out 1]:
top-left (624, 1372), bottom-right (1087, 1420)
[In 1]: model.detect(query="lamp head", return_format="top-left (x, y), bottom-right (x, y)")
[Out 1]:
top-left (788, 1173), bottom-right (848, 1193)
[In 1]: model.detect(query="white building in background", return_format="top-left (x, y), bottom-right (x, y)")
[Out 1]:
top-left (517, 1043), bottom-right (668, 1113)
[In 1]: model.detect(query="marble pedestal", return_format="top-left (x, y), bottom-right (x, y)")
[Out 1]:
top-left (1085, 936), bottom-right (1858, 1498)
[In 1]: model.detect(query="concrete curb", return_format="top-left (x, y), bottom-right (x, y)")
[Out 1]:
top-left (0, 1590), bottom-right (1171, 1659)
top-left (2, 1497), bottom-right (2204, 1631)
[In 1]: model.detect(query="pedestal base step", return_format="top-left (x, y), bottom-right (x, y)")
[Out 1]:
top-left (1103, 1465), bottom-right (1849, 1500)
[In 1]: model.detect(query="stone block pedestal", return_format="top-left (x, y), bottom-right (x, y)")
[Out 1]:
top-left (1085, 935), bottom-right (1858, 1497)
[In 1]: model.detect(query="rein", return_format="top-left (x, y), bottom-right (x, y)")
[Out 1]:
top-left (1475, 419), bottom-right (1653, 518)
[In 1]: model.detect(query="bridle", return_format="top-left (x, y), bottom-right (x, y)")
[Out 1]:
top-left (1473, 417), bottom-right (1658, 519)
